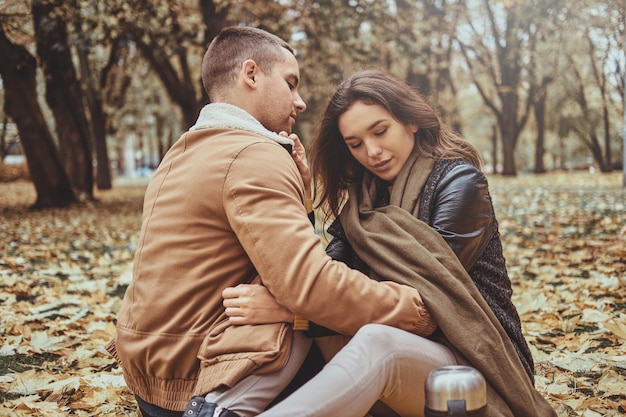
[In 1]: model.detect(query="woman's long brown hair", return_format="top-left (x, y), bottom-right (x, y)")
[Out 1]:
top-left (309, 69), bottom-right (481, 222)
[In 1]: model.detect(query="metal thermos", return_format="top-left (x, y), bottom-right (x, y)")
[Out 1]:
top-left (424, 365), bottom-right (487, 417)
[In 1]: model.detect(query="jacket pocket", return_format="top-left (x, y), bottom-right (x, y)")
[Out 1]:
top-left (197, 311), bottom-right (294, 377)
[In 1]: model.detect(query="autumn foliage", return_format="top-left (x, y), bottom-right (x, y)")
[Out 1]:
top-left (1, 172), bottom-right (625, 416)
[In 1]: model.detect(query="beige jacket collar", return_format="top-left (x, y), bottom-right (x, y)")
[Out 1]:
top-left (190, 103), bottom-right (294, 148)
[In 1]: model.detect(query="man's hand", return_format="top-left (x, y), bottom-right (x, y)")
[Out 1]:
top-left (222, 284), bottom-right (295, 325)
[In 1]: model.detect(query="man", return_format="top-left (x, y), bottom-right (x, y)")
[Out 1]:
top-left (106, 26), bottom-right (434, 417)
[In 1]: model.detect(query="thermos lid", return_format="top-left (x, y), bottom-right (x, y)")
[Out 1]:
top-left (425, 365), bottom-right (487, 412)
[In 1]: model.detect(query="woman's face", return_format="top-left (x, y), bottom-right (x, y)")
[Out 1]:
top-left (338, 101), bottom-right (417, 182)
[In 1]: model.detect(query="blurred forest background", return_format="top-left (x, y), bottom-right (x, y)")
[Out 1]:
top-left (0, 0), bottom-right (624, 209)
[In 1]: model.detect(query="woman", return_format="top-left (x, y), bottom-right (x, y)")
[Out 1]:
top-left (223, 70), bottom-right (555, 417)
top-left (310, 68), bottom-right (535, 379)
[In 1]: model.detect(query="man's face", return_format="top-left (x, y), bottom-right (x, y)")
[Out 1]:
top-left (254, 49), bottom-right (307, 134)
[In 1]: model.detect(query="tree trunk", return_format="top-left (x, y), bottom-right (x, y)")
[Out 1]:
top-left (92, 95), bottom-right (112, 187)
top-left (501, 131), bottom-right (517, 176)
top-left (601, 94), bottom-right (613, 172)
top-left (497, 9), bottom-right (524, 177)
top-left (76, 42), bottom-right (112, 189)
top-left (584, 29), bottom-right (613, 173)
top-left (587, 133), bottom-right (607, 171)
top-left (457, 1), bottom-right (538, 177)
top-left (533, 89), bottom-right (547, 174)
top-left (407, 71), bottom-right (431, 99)
top-left (0, 29), bottom-right (75, 208)
top-left (499, 93), bottom-right (519, 176)
top-left (0, 114), bottom-right (7, 160)
top-left (491, 125), bottom-right (498, 174)
top-left (32, 0), bottom-right (94, 199)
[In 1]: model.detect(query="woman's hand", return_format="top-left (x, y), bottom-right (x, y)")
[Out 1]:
top-left (279, 132), bottom-right (311, 199)
top-left (222, 284), bottom-right (295, 325)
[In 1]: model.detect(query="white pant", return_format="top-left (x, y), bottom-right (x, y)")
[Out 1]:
top-left (204, 330), bottom-right (312, 417)
top-left (207, 324), bottom-right (456, 417)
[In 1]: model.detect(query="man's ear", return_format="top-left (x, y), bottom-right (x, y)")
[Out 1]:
top-left (241, 60), bottom-right (258, 89)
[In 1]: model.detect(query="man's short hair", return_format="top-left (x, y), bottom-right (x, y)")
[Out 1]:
top-left (202, 26), bottom-right (294, 101)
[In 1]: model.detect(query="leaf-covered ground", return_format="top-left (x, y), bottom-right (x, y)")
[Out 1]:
top-left (1, 172), bottom-right (625, 416)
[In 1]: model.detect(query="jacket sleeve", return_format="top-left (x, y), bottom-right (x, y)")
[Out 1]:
top-left (302, 237), bottom-right (349, 338)
top-left (429, 164), bottom-right (495, 271)
top-left (223, 142), bottom-right (434, 337)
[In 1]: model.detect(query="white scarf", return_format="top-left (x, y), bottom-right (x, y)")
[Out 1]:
top-left (189, 103), bottom-right (294, 148)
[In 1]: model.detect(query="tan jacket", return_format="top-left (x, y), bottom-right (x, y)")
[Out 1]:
top-left (106, 104), bottom-right (432, 411)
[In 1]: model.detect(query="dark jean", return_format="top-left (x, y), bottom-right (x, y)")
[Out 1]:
top-left (135, 395), bottom-right (182, 417)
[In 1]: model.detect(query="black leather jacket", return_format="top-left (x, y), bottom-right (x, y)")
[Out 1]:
top-left (323, 159), bottom-right (535, 382)
top-left (421, 162), bottom-right (494, 270)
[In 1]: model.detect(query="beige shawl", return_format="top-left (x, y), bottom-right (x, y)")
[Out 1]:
top-left (339, 150), bottom-right (556, 417)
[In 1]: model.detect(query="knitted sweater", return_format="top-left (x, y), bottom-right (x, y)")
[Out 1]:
top-left (418, 159), bottom-right (534, 381)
